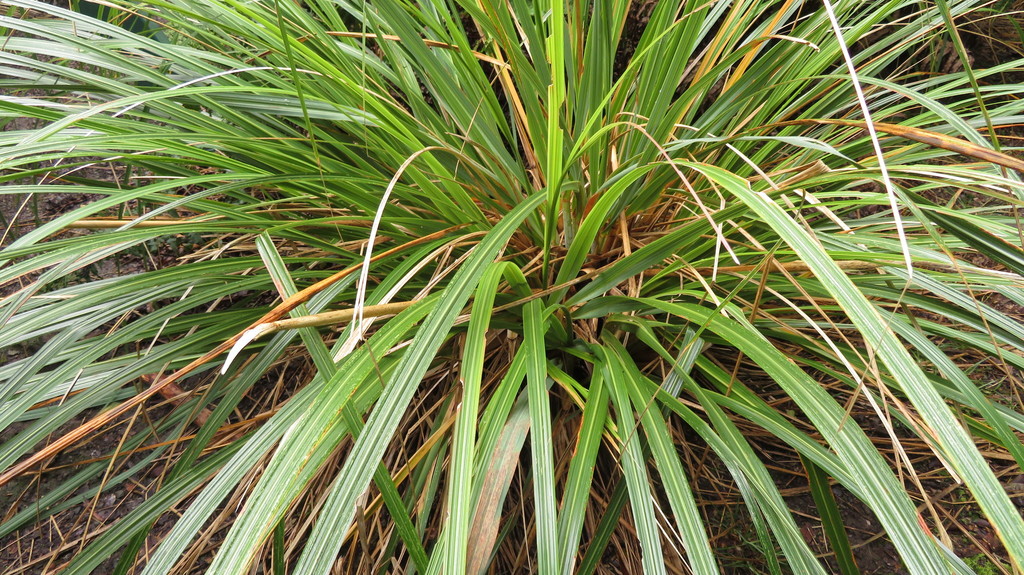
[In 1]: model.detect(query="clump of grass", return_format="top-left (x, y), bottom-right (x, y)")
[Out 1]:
top-left (2, 0), bottom-right (1024, 573)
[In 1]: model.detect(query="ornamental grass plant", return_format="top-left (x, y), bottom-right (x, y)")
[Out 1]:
top-left (2, 0), bottom-right (1024, 573)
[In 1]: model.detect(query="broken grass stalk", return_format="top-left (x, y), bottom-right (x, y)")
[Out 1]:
top-left (220, 301), bottom-right (417, 374)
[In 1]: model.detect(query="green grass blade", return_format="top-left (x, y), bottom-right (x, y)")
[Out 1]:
top-left (597, 344), bottom-right (667, 575)
top-left (284, 192), bottom-right (546, 575)
top-left (802, 454), bottom-right (859, 575)
top-left (604, 338), bottom-right (719, 574)
top-left (524, 298), bottom-right (559, 573)
top-left (577, 478), bottom-right (628, 575)
top-left (686, 162), bottom-right (1024, 570)
top-left (556, 369), bottom-right (608, 574)
top-left (443, 261), bottom-right (506, 574)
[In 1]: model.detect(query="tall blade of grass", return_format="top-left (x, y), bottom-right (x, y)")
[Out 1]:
top-left (687, 162), bottom-right (1024, 569)
top-left (280, 192), bottom-right (546, 575)
top-left (916, 206), bottom-right (1024, 277)
top-left (524, 298), bottom-right (559, 573)
top-left (933, 0), bottom-right (1000, 152)
top-left (555, 368), bottom-right (607, 574)
top-left (473, 351), bottom-right (530, 487)
top-left (463, 275), bottom-right (536, 571)
top-left (802, 454), bottom-right (859, 575)
top-left (442, 261), bottom-right (505, 574)
top-left (888, 321), bottom-right (1024, 472)
top-left (596, 344), bottom-right (667, 575)
top-left (467, 388), bottom-right (531, 575)
top-left (138, 299), bottom-right (435, 574)
top-left (256, 234), bottom-right (429, 571)
top-left (569, 0), bottom-right (628, 193)
top-left (623, 317), bottom-right (830, 574)
top-left (599, 294), bottom-right (952, 572)
top-left (603, 338), bottom-right (719, 574)
top-left (541, 0), bottom-right (568, 280)
top-left (577, 478), bottom-right (628, 575)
